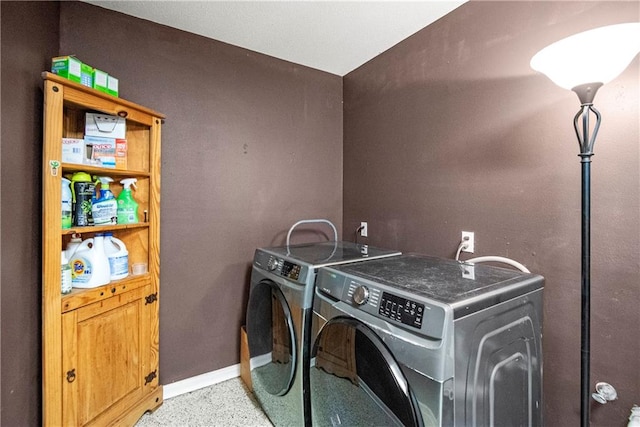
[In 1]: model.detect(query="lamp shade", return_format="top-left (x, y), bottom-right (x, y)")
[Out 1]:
top-left (530, 22), bottom-right (640, 90)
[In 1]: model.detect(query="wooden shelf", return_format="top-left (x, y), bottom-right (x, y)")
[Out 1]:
top-left (62, 222), bottom-right (149, 235)
top-left (62, 162), bottom-right (150, 178)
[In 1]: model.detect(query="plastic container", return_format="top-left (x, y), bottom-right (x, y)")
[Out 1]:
top-left (92, 176), bottom-right (117, 225)
top-left (61, 177), bottom-right (72, 229)
top-left (104, 232), bottom-right (129, 280)
top-left (117, 178), bottom-right (139, 224)
top-left (61, 251), bottom-right (72, 294)
top-left (629, 405), bottom-right (640, 427)
top-left (65, 233), bottom-right (83, 260)
top-left (70, 233), bottom-right (110, 288)
top-left (70, 171), bottom-right (95, 226)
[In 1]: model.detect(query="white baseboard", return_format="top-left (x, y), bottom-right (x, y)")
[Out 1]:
top-left (162, 364), bottom-right (241, 400)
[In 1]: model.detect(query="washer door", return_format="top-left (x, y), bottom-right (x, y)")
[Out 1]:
top-left (247, 279), bottom-right (297, 396)
top-left (310, 317), bottom-right (423, 427)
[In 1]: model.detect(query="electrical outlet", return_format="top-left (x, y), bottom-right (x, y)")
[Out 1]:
top-left (462, 231), bottom-right (474, 253)
top-left (360, 222), bottom-right (368, 237)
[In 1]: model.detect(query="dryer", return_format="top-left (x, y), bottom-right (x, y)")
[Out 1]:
top-left (310, 254), bottom-right (544, 426)
top-left (246, 240), bottom-right (401, 427)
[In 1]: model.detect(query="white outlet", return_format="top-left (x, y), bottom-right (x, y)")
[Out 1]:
top-left (360, 222), bottom-right (368, 237)
top-left (462, 231), bottom-right (475, 253)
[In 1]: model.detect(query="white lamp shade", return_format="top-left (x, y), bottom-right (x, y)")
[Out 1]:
top-left (530, 22), bottom-right (640, 90)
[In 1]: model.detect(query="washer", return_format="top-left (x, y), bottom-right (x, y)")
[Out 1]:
top-left (246, 240), bottom-right (401, 427)
top-left (310, 254), bottom-right (544, 427)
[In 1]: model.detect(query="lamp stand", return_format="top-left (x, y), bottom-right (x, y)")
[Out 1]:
top-left (572, 83), bottom-right (602, 427)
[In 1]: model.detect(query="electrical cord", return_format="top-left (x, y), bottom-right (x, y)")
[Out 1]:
top-left (455, 240), bottom-right (469, 261)
top-left (354, 224), bottom-right (364, 243)
top-left (454, 235), bottom-right (530, 273)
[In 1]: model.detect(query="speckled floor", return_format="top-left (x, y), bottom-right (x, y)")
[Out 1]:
top-left (136, 378), bottom-right (272, 427)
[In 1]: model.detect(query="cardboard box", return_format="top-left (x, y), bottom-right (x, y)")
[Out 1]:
top-left (61, 138), bottom-right (84, 164)
top-left (93, 69), bottom-right (108, 93)
top-left (115, 139), bottom-right (127, 170)
top-left (84, 135), bottom-right (116, 168)
top-left (51, 56), bottom-right (82, 83)
top-left (85, 112), bottom-right (126, 139)
top-left (83, 136), bottom-right (127, 169)
top-left (80, 63), bottom-right (93, 88)
top-left (107, 75), bottom-right (119, 97)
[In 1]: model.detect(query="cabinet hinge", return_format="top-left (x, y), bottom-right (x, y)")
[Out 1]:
top-left (145, 293), bottom-right (158, 305)
top-left (144, 370), bottom-right (157, 386)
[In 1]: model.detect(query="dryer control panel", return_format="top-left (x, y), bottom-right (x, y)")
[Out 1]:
top-left (253, 250), bottom-right (307, 284)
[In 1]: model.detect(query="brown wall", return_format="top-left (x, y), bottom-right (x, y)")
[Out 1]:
top-left (343, 1), bottom-right (639, 425)
top-left (57, 2), bottom-right (343, 383)
top-left (1, 1), bottom-right (342, 424)
top-left (1, 2), bottom-right (60, 425)
top-left (2, 1), bottom-right (638, 426)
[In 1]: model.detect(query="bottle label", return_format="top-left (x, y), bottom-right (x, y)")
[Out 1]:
top-left (109, 254), bottom-right (129, 277)
top-left (71, 256), bottom-right (92, 283)
top-left (61, 266), bottom-right (72, 294)
top-left (62, 199), bottom-right (72, 229)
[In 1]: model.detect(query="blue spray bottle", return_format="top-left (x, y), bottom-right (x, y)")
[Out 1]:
top-left (92, 176), bottom-right (118, 225)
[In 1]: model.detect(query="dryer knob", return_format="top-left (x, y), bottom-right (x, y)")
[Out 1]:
top-left (353, 286), bottom-right (370, 305)
top-left (267, 258), bottom-right (279, 271)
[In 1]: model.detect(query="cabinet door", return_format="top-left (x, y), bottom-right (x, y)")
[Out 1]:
top-left (62, 285), bottom-right (157, 426)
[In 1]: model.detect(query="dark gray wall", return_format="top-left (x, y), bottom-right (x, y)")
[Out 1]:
top-left (343, 1), bottom-right (639, 425)
top-left (1, 2), bottom-right (60, 425)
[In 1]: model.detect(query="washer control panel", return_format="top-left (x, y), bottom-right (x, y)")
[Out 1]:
top-left (317, 268), bottom-right (446, 339)
top-left (379, 292), bottom-right (424, 329)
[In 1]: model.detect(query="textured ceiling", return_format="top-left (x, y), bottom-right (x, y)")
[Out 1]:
top-left (85, 1), bottom-right (466, 76)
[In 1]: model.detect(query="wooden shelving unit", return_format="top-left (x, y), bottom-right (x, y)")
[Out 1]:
top-left (41, 72), bottom-right (165, 426)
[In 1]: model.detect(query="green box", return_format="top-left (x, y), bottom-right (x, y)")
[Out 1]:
top-left (51, 56), bottom-right (82, 83)
top-left (93, 68), bottom-right (109, 93)
top-left (80, 63), bottom-right (93, 88)
top-left (107, 75), bottom-right (119, 97)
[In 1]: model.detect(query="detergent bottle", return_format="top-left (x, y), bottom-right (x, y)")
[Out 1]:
top-left (70, 233), bottom-right (110, 288)
top-left (117, 178), bottom-right (139, 224)
top-left (103, 232), bottom-right (129, 280)
top-left (70, 171), bottom-right (95, 226)
top-left (92, 176), bottom-right (118, 225)
top-left (61, 177), bottom-right (72, 229)
top-left (65, 233), bottom-right (83, 259)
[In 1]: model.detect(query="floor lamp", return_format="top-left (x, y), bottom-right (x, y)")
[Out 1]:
top-left (530, 23), bottom-right (640, 426)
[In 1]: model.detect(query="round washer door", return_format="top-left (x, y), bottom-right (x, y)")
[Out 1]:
top-left (246, 279), bottom-right (297, 396)
top-left (310, 316), bottom-right (423, 427)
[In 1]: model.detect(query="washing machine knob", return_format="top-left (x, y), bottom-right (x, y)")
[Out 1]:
top-left (267, 257), bottom-right (279, 271)
top-left (353, 286), bottom-right (370, 305)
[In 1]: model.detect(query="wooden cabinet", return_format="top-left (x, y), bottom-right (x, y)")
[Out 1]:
top-left (41, 72), bottom-right (164, 426)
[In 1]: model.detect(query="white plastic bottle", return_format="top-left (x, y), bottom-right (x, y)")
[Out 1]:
top-left (65, 233), bottom-right (83, 260)
top-left (70, 233), bottom-right (111, 288)
top-left (104, 232), bottom-right (129, 280)
top-left (61, 177), bottom-right (72, 229)
top-left (61, 251), bottom-right (72, 294)
top-left (629, 405), bottom-right (640, 427)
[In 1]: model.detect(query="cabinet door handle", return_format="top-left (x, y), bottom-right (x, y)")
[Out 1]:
top-left (66, 369), bottom-right (76, 383)
top-left (117, 110), bottom-right (128, 118)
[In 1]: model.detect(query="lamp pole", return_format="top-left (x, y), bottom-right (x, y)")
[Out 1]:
top-left (572, 83), bottom-right (602, 427)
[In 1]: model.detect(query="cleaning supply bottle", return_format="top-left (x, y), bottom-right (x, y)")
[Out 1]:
top-left (104, 232), bottom-right (129, 280)
top-left (61, 177), bottom-right (72, 229)
top-left (70, 233), bottom-right (111, 288)
top-left (117, 178), bottom-right (139, 224)
top-left (70, 171), bottom-right (95, 226)
top-left (65, 233), bottom-right (83, 259)
top-left (61, 251), bottom-right (72, 294)
top-left (92, 176), bottom-right (118, 225)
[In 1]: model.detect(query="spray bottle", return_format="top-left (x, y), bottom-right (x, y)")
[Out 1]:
top-left (61, 177), bottom-right (72, 229)
top-left (117, 178), bottom-right (139, 224)
top-left (92, 176), bottom-right (117, 225)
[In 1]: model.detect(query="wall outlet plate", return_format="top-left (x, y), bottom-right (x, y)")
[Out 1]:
top-left (462, 231), bottom-right (474, 253)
